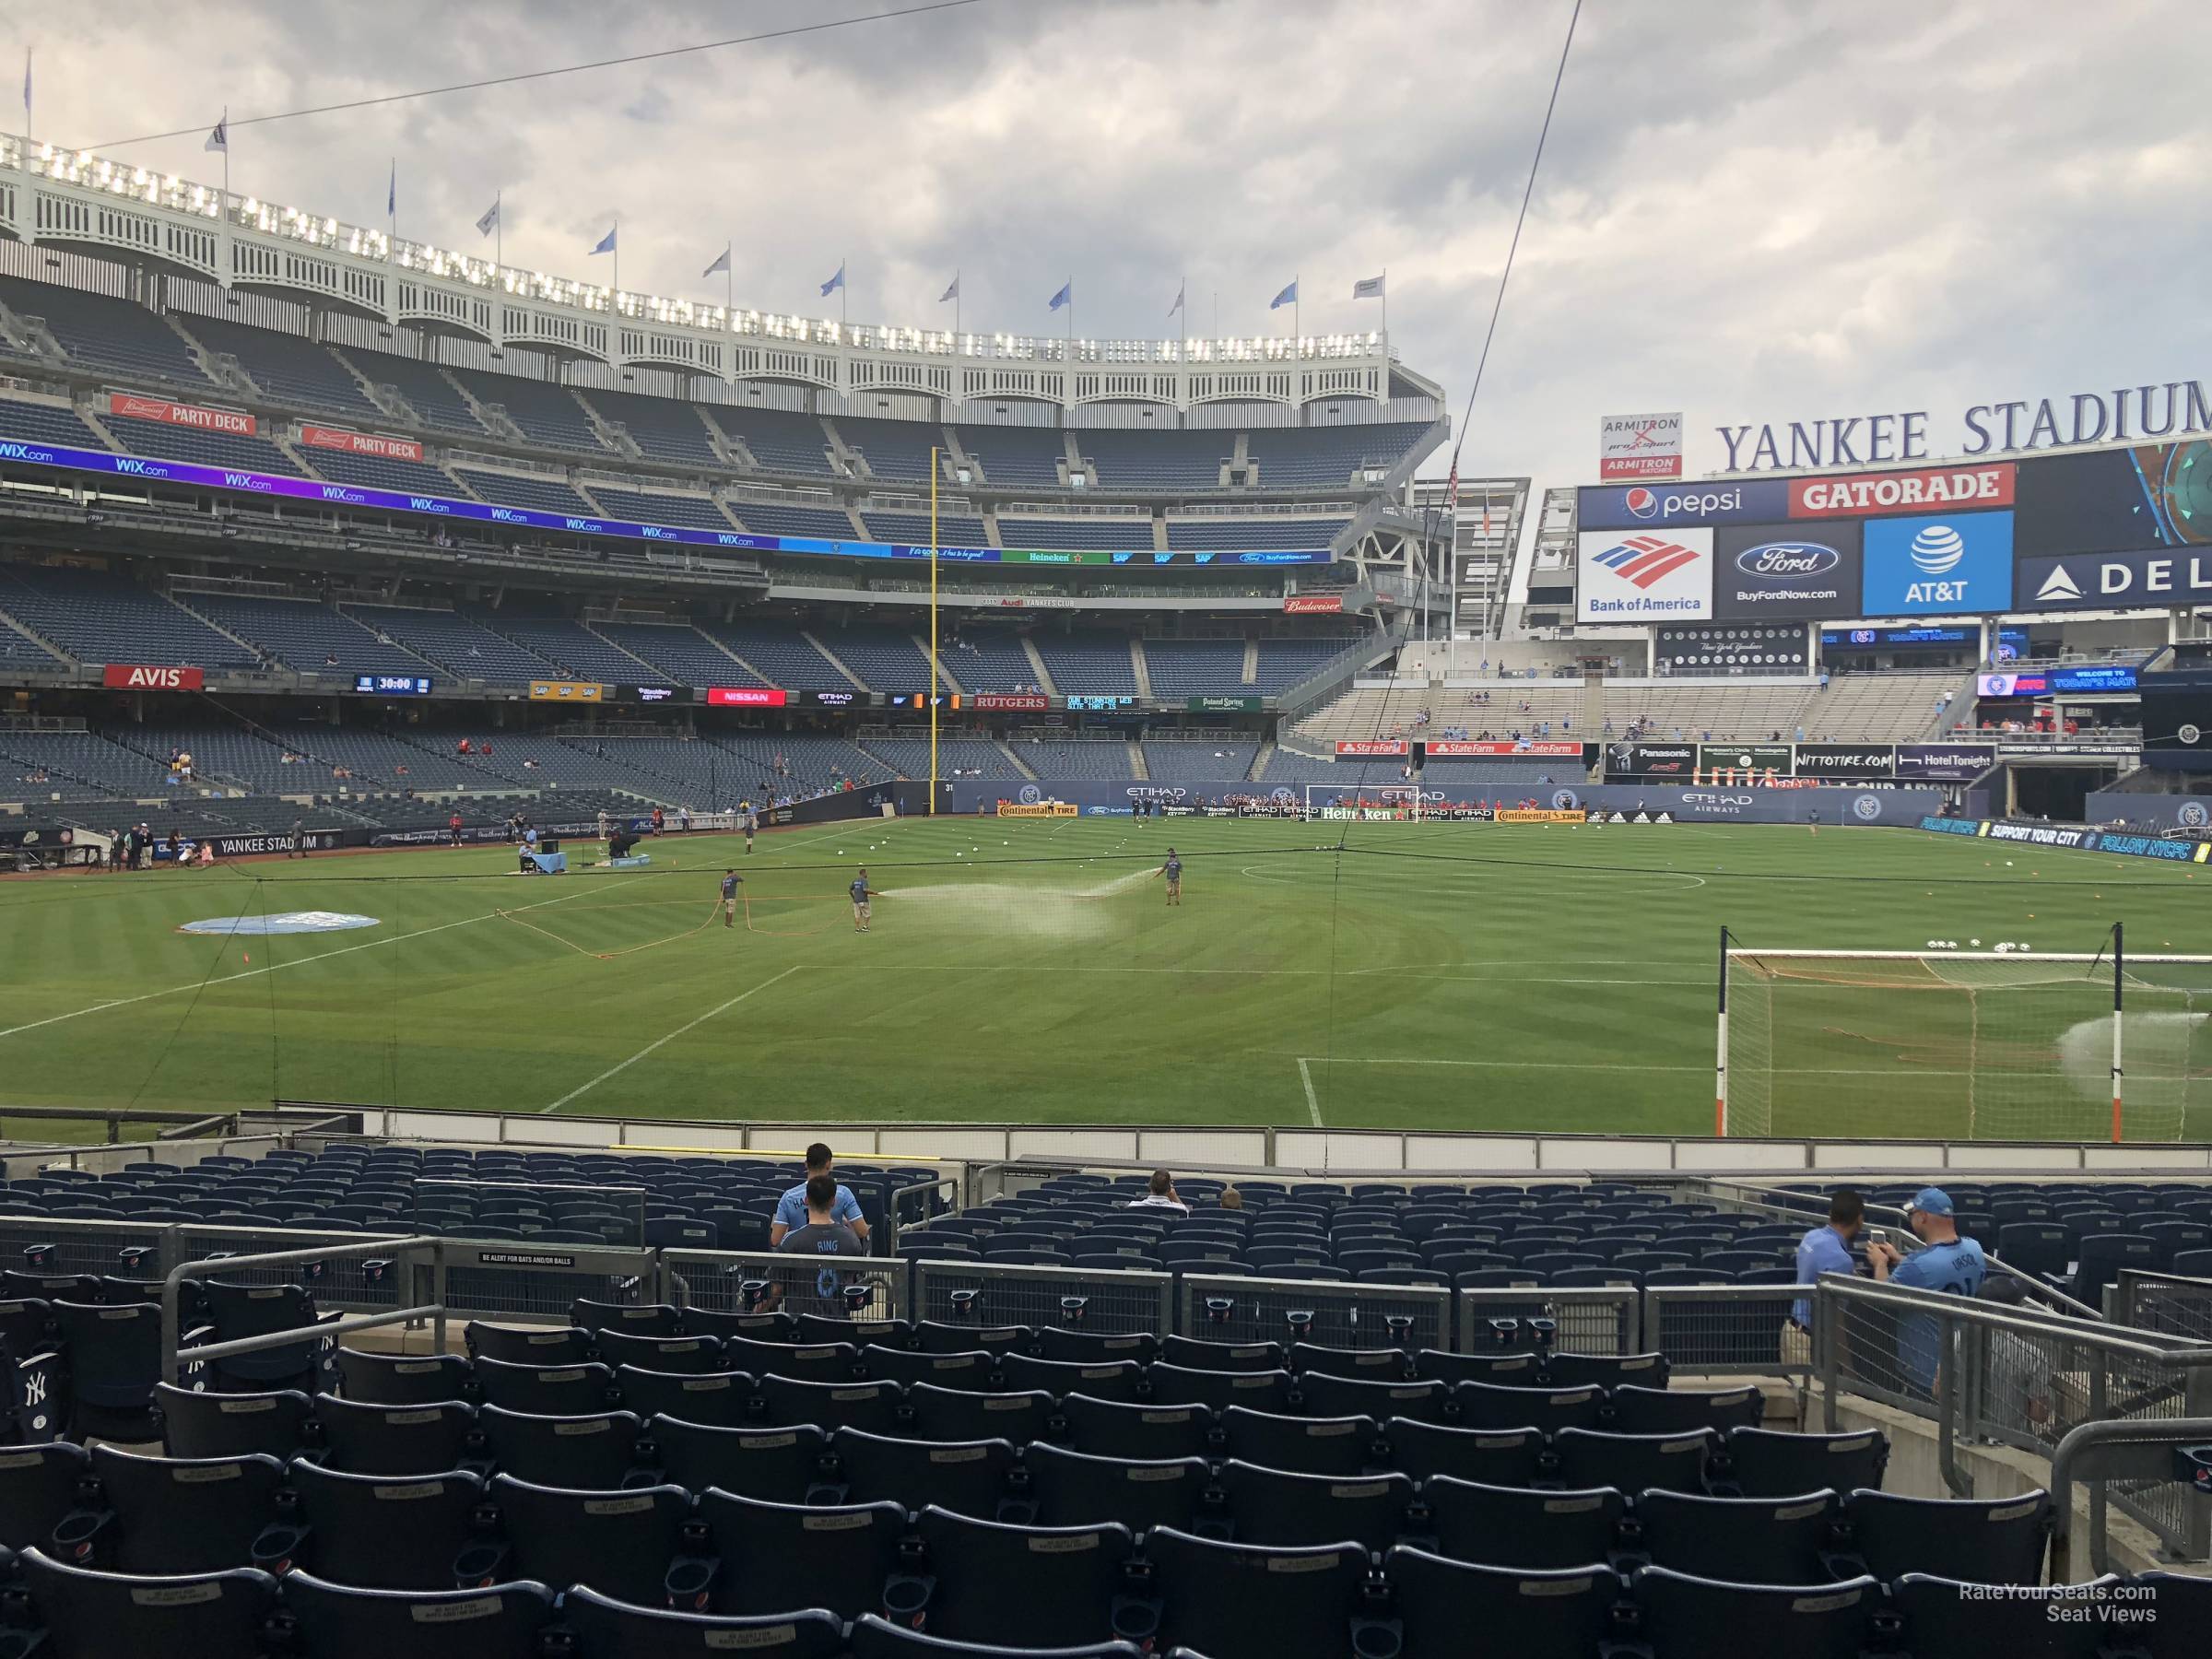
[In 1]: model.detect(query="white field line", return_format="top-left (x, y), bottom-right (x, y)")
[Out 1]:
top-left (539, 964), bottom-right (803, 1113)
top-left (1298, 1056), bottom-right (1324, 1127)
top-left (0, 884), bottom-right (605, 1041)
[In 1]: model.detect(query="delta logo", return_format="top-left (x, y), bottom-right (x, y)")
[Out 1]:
top-left (1593, 535), bottom-right (1701, 589)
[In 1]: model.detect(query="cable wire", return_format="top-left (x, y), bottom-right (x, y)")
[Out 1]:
top-left (88, 0), bottom-right (993, 149)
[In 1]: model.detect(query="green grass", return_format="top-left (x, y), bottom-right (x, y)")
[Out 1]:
top-left (0, 815), bottom-right (2206, 1140)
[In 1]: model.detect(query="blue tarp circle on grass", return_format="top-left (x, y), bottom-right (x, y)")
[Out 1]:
top-left (178, 912), bottom-right (381, 935)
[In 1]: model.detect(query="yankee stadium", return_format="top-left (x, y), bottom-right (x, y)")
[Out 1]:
top-left (0, 2), bottom-right (2207, 1653)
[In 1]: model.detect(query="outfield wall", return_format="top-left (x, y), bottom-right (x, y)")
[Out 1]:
top-left (928, 779), bottom-right (1947, 825)
top-left (2085, 789), bottom-right (2212, 834)
top-left (271, 1102), bottom-right (2212, 1176)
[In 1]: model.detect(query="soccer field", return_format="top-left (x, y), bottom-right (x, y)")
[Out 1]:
top-left (0, 815), bottom-right (2206, 1141)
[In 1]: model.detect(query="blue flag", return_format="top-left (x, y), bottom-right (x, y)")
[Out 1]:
top-left (1048, 280), bottom-right (1071, 312)
top-left (589, 224), bottom-right (617, 255)
top-left (820, 262), bottom-right (845, 297)
top-left (1270, 278), bottom-right (1299, 310)
top-left (205, 116), bottom-right (228, 154)
top-left (476, 198), bottom-right (501, 238)
top-left (387, 159), bottom-right (395, 218)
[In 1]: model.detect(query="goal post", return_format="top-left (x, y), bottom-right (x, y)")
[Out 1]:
top-left (1718, 925), bottom-right (2212, 1143)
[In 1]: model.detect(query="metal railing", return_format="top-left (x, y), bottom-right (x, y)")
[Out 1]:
top-left (1814, 1274), bottom-right (2212, 1559)
top-left (1460, 1287), bottom-right (1634, 1358)
top-left (912, 1259), bottom-right (1171, 1338)
top-left (2117, 1269), bottom-right (2212, 1344)
top-left (667, 1249), bottom-right (906, 1323)
top-left (1183, 1273), bottom-right (1451, 1353)
top-left (2050, 1416), bottom-right (2212, 1579)
top-left (1646, 1283), bottom-right (1808, 1381)
top-left (159, 1236), bottom-right (441, 1383)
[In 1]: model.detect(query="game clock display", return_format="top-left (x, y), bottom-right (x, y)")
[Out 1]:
top-left (1067, 695), bottom-right (1138, 711)
top-left (353, 675), bottom-right (432, 695)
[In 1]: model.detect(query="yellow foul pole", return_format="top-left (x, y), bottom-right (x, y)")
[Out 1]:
top-left (929, 446), bottom-right (939, 813)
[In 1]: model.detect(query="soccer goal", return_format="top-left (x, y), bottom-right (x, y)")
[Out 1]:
top-left (1717, 928), bottom-right (2212, 1143)
top-left (1304, 783), bottom-right (1425, 821)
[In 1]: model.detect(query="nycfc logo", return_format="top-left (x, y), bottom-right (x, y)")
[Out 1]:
top-left (2177, 801), bottom-right (2209, 829)
top-left (1853, 794), bottom-right (1883, 822)
top-left (1269, 787), bottom-right (1296, 805)
top-left (1550, 789), bottom-right (1580, 810)
top-left (2180, 724), bottom-right (2204, 747)
top-left (1017, 784), bottom-right (1042, 805)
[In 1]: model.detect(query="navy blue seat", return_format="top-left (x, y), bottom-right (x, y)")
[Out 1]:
top-left (480, 1474), bottom-right (687, 1604)
top-left (694, 1488), bottom-right (906, 1618)
top-left (1024, 1442), bottom-right (1209, 1533)
top-left (276, 1572), bottom-right (559, 1659)
top-left (19, 1549), bottom-right (277, 1658)
top-left (1426, 1477), bottom-right (1623, 1570)
top-left (1632, 1565), bottom-right (1880, 1659)
top-left (1146, 1528), bottom-right (1376, 1659)
top-left (564, 1586), bottom-right (847, 1658)
top-left (1841, 1488), bottom-right (2051, 1585)
top-left (288, 1462), bottom-right (486, 1590)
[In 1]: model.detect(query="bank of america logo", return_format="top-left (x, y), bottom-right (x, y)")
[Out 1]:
top-left (1593, 535), bottom-right (1700, 588)
top-left (2035, 564), bottom-right (2083, 602)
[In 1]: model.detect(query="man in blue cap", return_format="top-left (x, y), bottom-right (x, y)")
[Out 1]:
top-left (1868, 1186), bottom-right (1985, 1394)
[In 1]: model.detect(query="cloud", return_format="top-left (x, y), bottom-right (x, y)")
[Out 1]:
top-left (18, 0), bottom-right (2210, 499)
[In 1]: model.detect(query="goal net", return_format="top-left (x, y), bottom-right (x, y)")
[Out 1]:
top-left (1721, 947), bottom-right (2212, 1143)
top-left (1304, 783), bottom-right (1424, 821)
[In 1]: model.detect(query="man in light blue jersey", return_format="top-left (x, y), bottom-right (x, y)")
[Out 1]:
top-left (770, 1142), bottom-right (869, 1249)
top-left (1869, 1186), bottom-right (1985, 1394)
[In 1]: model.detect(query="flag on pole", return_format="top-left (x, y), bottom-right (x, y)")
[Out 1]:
top-left (1048, 280), bottom-right (1071, 312)
top-left (588, 224), bottom-right (617, 256)
top-left (703, 245), bottom-right (731, 278)
top-left (21, 48), bottom-right (29, 128)
top-left (1446, 460), bottom-right (1460, 510)
top-left (1169, 283), bottom-right (1184, 318)
top-left (1352, 274), bottom-right (1385, 300)
top-left (1269, 278), bottom-right (1299, 310)
top-left (475, 199), bottom-right (501, 238)
top-left (387, 159), bottom-right (395, 218)
top-left (938, 275), bottom-right (959, 303)
top-left (205, 116), bottom-right (229, 153)
top-left (819, 262), bottom-right (845, 297)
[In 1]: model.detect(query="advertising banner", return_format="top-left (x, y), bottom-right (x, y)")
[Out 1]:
top-left (2014, 439), bottom-right (2212, 556)
top-left (1978, 666), bottom-right (2139, 697)
top-left (108, 393), bottom-right (255, 436)
top-left (100, 664), bottom-right (205, 690)
top-left (1985, 820), bottom-right (2099, 849)
top-left (1497, 809), bottom-right (1585, 824)
top-left (1335, 740), bottom-right (1408, 757)
top-left (1794, 744), bottom-right (1898, 778)
top-left (1860, 511), bottom-right (2015, 616)
top-left (1597, 412), bottom-right (1684, 481)
top-left (2016, 547), bottom-right (2212, 612)
top-left (1542, 783), bottom-right (1942, 824)
top-left (1577, 527), bottom-right (1714, 622)
top-left (1576, 481), bottom-right (1791, 529)
top-left (971, 693), bottom-right (1051, 712)
top-left (1790, 464), bottom-right (2015, 518)
top-left (1428, 740), bottom-right (1584, 758)
top-left (1606, 743), bottom-right (1697, 778)
top-left (1896, 743), bottom-right (1995, 781)
top-left (1284, 594), bottom-right (1345, 614)
top-left (299, 425), bottom-right (424, 462)
top-left (1189, 696), bottom-right (1263, 712)
top-left (995, 802), bottom-right (1079, 818)
top-left (527, 680), bottom-right (605, 702)
top-left (2084, 790), bottom-right (2212, 835)
top-left (705, 687), bottom-right (789, 708)
top-left (1712, 520), bottom-right (1862, 619)
top-left (1698, 743), bottom-right (1794, 778)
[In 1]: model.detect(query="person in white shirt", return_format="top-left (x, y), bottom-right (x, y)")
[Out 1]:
top-left (1125, 1170), bottom-right (1188, 1215)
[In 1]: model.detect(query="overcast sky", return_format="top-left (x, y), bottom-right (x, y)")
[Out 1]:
top-left (18, 0), bottom-right (2211, 496)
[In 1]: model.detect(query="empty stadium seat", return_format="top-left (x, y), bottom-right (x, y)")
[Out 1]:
top-left (1426, 1477), bottom-right (1624, 1571)
top-left (647, 1417), bottom-right (827, 1502)
top-left (1145, 1528), bottom-right (1377, 1659)
top-left (1631, 1565), bottom-right (1882, 1659)
top-left (275, 1570), bottom-right (559, 1659)
top-left (1388, 1549), bottom-right (1619, 1659)
top-left (19, 1548), bottom-right (276, 1659)
top-left (151, 1383), bottom-right (314, 1461)
top-left (1637, 1488), bottom-right (1839, 1586)
top-left (1722, 1426), bottom-right (1888, 1497)
top-left (1218, 1460), bottom-right (1412, 1551)
top-left (833, 1429), bottom-right (1018, 1519)
top-left (564, 1586), bottom-right (848, 1658)
top-left (477, 1474), bottom-right (688, 1604)
top-left (1024, 1442), bottom-right (1210, 1533)
top-left (313, 1395), bottom-right (480, 1477)
top-left (902, 1506), bottom-right (1143, 1650)
top-left (288, 1461), bottom-right (487, 1590)
top-left (1059, 1394), bottom-right (1212, 1461)
top-left (693, 1488), bottom-right (907, 1618)
top-left (334, 1347), bottom-right (472, 1405)
top-left (1841, 1488), bottom-right (2052, 1585)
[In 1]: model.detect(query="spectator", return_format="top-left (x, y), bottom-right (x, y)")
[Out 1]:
top-left (1793, 1188), bottom-right (1864, 1331)
top-left (1867, 1186), bottom-right (1986, 1395)
top-left (1218, 1187), bottom-right (1244, 1212)
top-left (771, 1142), bottom-right (869, 1247)
top-left (1126, 1170), bottom-right (1188, 1215)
